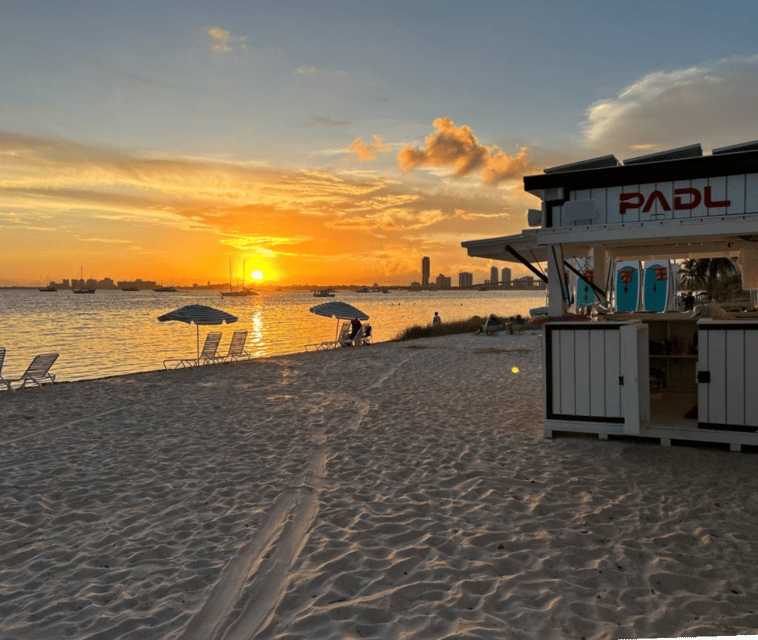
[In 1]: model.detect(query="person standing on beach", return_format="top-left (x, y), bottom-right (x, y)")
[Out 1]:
top-left (432, 311), bottom-right (441, 326)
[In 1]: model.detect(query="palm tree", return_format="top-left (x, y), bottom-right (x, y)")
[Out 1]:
top-left (678, 258), bottom-right (740, 302)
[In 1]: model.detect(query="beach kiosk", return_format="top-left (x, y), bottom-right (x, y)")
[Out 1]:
top-left (462, 141), bottom-right (758, 451)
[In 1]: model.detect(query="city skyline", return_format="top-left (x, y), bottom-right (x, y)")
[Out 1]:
top-left (4, 1), bottom-right (758, 286)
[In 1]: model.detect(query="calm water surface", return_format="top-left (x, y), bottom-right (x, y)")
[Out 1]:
top-left (0, 289), bottom-right (545, 383)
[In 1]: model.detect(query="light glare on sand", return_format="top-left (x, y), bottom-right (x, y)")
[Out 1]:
top-left (512, 366), bottom-right (519, 373)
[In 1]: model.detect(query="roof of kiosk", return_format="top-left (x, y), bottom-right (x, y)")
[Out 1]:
top-left (462, 141), bottom-right (758, 263)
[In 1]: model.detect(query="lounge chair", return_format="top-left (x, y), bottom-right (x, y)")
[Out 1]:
top-left (305, 321), bottom-right (351, 351)
top-left (6, 352), bottom-right (59, 390)
top-left (481, 314), bottom-right (502, 335)
top-left (0, 347), bottom-right (9, 391)
top-left (509, 315), bottom-right (528, 334)
top-left (357, 323), bottom-right (372, 346)
top-left (163, 331), bottom-right (222, 369)
top-left (222, 330), bottom-right (251, 362)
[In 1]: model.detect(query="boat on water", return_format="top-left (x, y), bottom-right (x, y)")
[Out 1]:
top-left (220, 258), bottom-right (258, 297)
top-left (38, 284), bottom-right (57, 292)
top-left (73, 266), bottom-right (96, 293)
top-left (121, 286), bottom-right (140, 291)
top-left (313, 289), bottom-right (335, 297)
top-left (154, 286), bottom-right (178, 292)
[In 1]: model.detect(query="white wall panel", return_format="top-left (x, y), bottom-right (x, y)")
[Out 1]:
top-left (707, 176), bottom-right (728, 217)
top-left (605, 185), bottom-right (623, 225)
top-left (727, 174), bottom-right (746, 215)
top-left (551, 331), bottom-right (563, 414)
top-left (691, 177), bottom-right (709, 217)
top-left (652, 182), bottom-right (674, 220)
top-left (725, 331), bottom-right (745, 426)
top-left (559, 331), bottom-right (575, 414)
top-left (707, 329), bottom-right (727, 424)
top-left (589, 330), bottom-right (607, 416)
top-left (746, 174), bottom-right (758, 215)
top-left (604, 330), bottom-right (621, 417)
top-left (745, 331), bottom-right (758, 427)
top-left (575, 330), bottom-right (591, 416)
top-left (673, 179), bottom-right (693, 219)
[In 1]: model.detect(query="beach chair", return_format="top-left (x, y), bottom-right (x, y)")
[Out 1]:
top-left (509, 315), bottom-right (528, 334)
top-left (0, 347), bottom-right (10, 391)
top-left (222, 330), bottom-right (251, 362)
top-left (305, 321), bottom-right (351, 351)
top-left (357, 323), bottom-right (372, 346)
top-left (163, 331), bottom-right (222, 369)
top-left (481, 314), bottom-right (502, 335)
top-left (6, 352), bottom-right (59, 390)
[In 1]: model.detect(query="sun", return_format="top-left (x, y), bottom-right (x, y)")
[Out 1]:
top-left (251, 270), bottom-right (264, 282)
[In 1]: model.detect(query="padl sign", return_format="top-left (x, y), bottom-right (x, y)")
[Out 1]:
top-left (620, 186), bottom-right (730, 215)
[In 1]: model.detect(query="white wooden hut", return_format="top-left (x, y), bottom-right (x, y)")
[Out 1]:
top-left (462, 142), bottom-right (758, 451)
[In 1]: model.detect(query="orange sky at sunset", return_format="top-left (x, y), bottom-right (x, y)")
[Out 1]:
top-left (4, 1), bottom-right (758, 286)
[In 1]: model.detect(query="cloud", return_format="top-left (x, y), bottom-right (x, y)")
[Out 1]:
top-left (296, 115), bottom-right (352, 129)
top-left (348, 135), bottom-right (389, 161)
top-left (582, 56), bottom-right (758, 153)
top-left (205, 26), bottom-right (247, 53)
top-left (294, 66), bottom-right (316, 76)
top-left (398, 118), bottom-right (534, 185)
top-left (0, 131), bottom-right (530, 284)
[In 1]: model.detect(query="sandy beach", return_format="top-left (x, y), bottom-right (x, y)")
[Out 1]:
top-left (2, 331), bottom-right (758, 640)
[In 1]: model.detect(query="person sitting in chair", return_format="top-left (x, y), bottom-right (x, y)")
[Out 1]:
top-left (350, 317), bottom-right (362, 339)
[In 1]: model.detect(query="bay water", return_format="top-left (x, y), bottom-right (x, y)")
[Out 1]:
top-left (0, 289), bottom-right (545, 383)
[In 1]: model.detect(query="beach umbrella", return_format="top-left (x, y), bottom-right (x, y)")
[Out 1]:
top-left (309, 300), bottom-right (369, 340)
top-left (157, 304), bottom-right (238, 360)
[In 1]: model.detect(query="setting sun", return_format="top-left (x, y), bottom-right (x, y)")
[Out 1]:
top-left (251, 270), bottom-right (264, 282)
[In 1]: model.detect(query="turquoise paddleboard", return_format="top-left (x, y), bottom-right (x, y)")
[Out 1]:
top-left (576, 268), bottom-right (596, 308)
top-left (643, 261), bottom-right (669, 312)
top-left (615, 261), bottom-right (640, 312)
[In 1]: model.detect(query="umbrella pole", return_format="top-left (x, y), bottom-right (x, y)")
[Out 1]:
top-left (197, 325), bottom-right (200, 362)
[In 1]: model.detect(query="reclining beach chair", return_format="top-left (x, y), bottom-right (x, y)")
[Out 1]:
top-left (222, 330), bottom-right (251, 362)
top-left (305, 321), bottom-right (352, 351)
top-left (481, 314), bottom-right (502, 335)
top-left (6, 352), bottom-right (59, 390)
top-left (164, 331), bottom-right (222, 369)
top-left (509, 315), bottom-right (527, 334)
top-left (0, 347), bottom-right (9, 391)
top-left (357, 323), bottom-right (372, 346)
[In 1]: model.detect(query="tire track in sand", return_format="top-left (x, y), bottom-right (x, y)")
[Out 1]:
top-left (179, 353), bottom-right (414, 639)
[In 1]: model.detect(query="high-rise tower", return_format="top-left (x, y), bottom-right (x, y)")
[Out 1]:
top-left (422, 256), bottom-right (430, 287)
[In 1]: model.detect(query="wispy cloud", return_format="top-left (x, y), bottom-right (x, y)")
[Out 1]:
top-left (581, 56), bottom-right (758, 154)
top-left (205, 26), bottom-right (247, 53)
top-left (398, 118), bottom-right (535, 185)
top-left (296, 115), bottom-right (352, 129)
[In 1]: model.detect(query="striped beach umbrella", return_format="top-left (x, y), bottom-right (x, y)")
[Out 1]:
top-left (158, 304), bottom-right (238, 361)
top-left (309, 301), bottom-right (369, 341)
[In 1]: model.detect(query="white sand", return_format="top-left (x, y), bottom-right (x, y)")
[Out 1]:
top-left (1, 332), bottom-right (758, 640)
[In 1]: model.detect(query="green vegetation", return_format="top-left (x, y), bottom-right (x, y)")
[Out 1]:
top-left (678, 258), bottom-right (746, 303)
top-left (393, 316), bottom-right (485, 341)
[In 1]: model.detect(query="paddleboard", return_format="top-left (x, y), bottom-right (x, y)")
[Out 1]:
top-left (576, 267), bottom-right (596, 308)
top-left (643, 261), bottom-right (669, 312)
top-left (615, 261), bottom-right (640, 312)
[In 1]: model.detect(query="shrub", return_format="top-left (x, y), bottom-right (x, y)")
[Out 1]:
top-left (392, 316), bottom-right (484, 342)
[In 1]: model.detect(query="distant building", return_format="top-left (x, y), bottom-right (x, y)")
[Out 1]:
top-left (421, 256), bottom-right (430, 287)
top-left (458, 272), bottom-right (473, 288)
top-left (490, 266), bottom-right (498, 285)
top-left (501, 267), bottom-right (511, 284)
top-left (435, 273), bottom-right (451, 289)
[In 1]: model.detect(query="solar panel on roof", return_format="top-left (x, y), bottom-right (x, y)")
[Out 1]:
top-left (623, 144), bottom-right (702, 165)
top-left (543, 155), bottom-right (619, 174)
top-left (712, 140), bottom-right (758, 155)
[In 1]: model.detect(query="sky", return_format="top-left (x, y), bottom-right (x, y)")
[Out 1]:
top-left (3, 0), bottom-right (758, 286)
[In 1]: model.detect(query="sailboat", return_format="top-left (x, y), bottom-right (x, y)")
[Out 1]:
top-left (221, 259), bottom-right (257, 297)
top-left (73, 266), bottom-right (95, 294)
